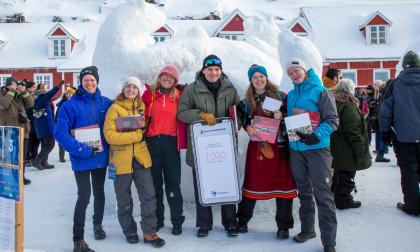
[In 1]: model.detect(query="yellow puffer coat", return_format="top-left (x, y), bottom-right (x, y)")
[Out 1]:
top-left (103, 96), bottom-right (152, 175)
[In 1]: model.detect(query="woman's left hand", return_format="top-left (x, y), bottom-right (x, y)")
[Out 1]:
top-left (273, 111), bottom-right (283, 120)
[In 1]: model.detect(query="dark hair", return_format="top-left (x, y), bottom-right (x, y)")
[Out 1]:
top-left (325, 68), bottom-right (341, 80)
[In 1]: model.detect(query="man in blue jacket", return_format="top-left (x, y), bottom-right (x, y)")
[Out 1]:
top-left (380, 51), bottom-right (420, 216)
top-left (54, 66), bottom-right (112, 252)
top-left (32, 80), bottom-right (64, 170)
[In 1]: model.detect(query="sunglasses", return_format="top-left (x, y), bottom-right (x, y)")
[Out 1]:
top-left (204, 58), bottom-right (221, 67)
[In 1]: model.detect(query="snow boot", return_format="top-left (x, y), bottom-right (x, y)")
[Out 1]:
top-left (396, 202), bottom-right (420, 216)
top-left (32, 158), bottom-right (45, 170)
top-left (293, 231), bottom-right (316, 243)
top-left (276, 229), bottom-right (289, 240)
top-left (24, 177), bottom-right (31, 185)
top-left (336, 200), bottom-right (361, 210)
top-left (237, 223), bottom-right (248, 233)
top-left (197, 228), bottom-right (209, 238)
top-left (226, 225), bottom-right (238, 237)
top-left (42, 160), bottom-right (55, 169)
top-left (93, 225), bottom-right (106, 240)
top-left (375, 155), bottom-right (390, 162)
top-left (143, 234), bottom-right (165, 248)
top-left (59, 147), bottom-right (66, 162)
top-left (73, 240), bottom-right (94, 252)
top-left (324, 246), bottom-right (336, 252)
top-left (126, 233), bottom-right (139, 244)
top-left (171, 225), bottom-right (182, 236)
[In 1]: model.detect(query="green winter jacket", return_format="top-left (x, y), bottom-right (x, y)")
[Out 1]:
top-left (331, 91), bottom-right (372, 171)
top-left (177, 71), bottom-right (240, 167)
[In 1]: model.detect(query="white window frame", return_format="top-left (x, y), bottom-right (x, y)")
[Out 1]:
top-left (34, 73), bottom-right (53, 89)
top-left (374, 69), bottom-right (390, 82)
top-left (368, 25), bottom-right (387, 45)
top-left (341, 70), bottom-right (358, 84)
top-left (219, 33), bottom-right (244, 41)
top-left (153, 35), bottom-right (170, 43)
top-left (48, 37), bottom-right (70, 59)
top-left (0, 74), bottom-right (12, 86)
top-left (53, 39), bottom-right (66, 57)
top-left (73, 73), bottom-right (80, 86)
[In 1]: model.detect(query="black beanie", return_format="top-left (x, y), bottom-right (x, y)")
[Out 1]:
top-left (402, 51), bottom-right (420, 69)
top-left (80, 66), bottom-right (99, 84)
top-left (5, 77), bottom-right (18, 86)
top-left (202, 54), bottom-right (222, 70)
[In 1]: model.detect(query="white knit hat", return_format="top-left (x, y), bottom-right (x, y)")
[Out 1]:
top-left (285, 58), bottom-right (308, 72)
top-left (122, 76), bottom-right (142, 90)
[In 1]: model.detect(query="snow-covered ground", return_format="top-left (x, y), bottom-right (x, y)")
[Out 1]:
top-left (23, 143), bottom-right (420, 252)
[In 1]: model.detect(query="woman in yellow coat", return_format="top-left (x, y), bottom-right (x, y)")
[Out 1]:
top-left (103, 76), bottom-right (165, 248)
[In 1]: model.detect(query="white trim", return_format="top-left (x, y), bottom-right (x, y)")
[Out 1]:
top-left (153, 35), bottom-right (171, 43)
top-left (212, 8), bottom-right (246, 37)
top-left (373, 69), bottom-right (390, 82)
top-left (359, 11), bottom-right (393, 30)
top-left (288, 17), bottom-right (310, 35)
top-left (325, 57), bottom-right (400, 62)
top-left (341, 69), bottom-right (358, 84)
top-left (48, 38), bottom-right (70, 58)
top-left (34, 73), bottom-right (53, 89)
top-left (73, 72), bottom-right (80, 86)
top-left (0, 74), bottom-right (12, 86)
top-left (367, 25), bottom-right (388, 45)
top-left (46, 23), bottom-right (78, 41)
top-left (152, 24), bottom-right (174, 37)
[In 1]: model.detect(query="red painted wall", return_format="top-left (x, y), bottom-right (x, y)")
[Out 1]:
top-left (291, 23), bottom-right (306, 33)
top-left (382, 61), bottom-right (398, 68)
top-left (222, 15), bottom-right (244, 32)
top-left (155, 26), bottom-right (169, 33)
top-left (367, 15), bottom-right (390, 26)
top-left (350, 61), bottom-right (381, 69)
top-left (51, 27), bottom-right (66, 36)
top-left (328, 62), bottom-right (348, 69)
top-left (357, 69), bottom-right (373, 85)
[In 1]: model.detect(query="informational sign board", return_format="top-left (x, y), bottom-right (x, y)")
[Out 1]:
top-left (191, 118), bottom-right (241, 206)
top-left (0, 126), bottom-right (24, 252)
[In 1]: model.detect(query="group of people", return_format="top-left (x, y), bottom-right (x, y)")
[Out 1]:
top-left (1, 50), bottom-right (419, 252)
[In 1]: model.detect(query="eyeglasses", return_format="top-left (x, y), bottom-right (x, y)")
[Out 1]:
top-left (204, 58), bottom-right (221, 67)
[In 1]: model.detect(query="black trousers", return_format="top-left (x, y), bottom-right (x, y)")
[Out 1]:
top-left (34, 136), bottom-right (55, 164)
top-left (394, 141), bottom-right (420, 215)
top-left (147, 135), bottom-right (184, 227)
top-left (27, 130), bottom-right (39, 161)
top-left (332, 170), bottom-right (356, 207)
top-left (23, 138), bottom-right (28, 178)
top-left (237, 197), bottom-right (294, 230)
top-left (192, 168), bottom-right (237, 229)
top-left (73, 168), bottom-right (106, 242)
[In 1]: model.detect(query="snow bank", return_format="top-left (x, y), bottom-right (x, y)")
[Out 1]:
top-left (277, 30), bottom-right (323, 92)
top-left (396, 36), bottom-right (420, 75)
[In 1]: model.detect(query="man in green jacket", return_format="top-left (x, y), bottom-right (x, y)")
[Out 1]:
top-left (177, 54), bottom-right (240, 238)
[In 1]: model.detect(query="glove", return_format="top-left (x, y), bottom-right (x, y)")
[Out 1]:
top-left (199, 112), bottom-right (217, 126)
top-left (355, 152), bottom-right (364, 164)
top-left (90, 147), bottom-right (100, 157)
top-left (381, 131), bottom-right (392, 146)
top-left (296, 131), bottom-right (320, 146)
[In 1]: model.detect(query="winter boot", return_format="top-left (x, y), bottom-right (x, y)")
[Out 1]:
top-left (396, 202), bottom-right (420, 216)
top-left (31, 158), bottom-right (45, 170)
top-left (336, 200), bottom-right (361, 210)
top-left (324, 246), bottom-right (336, 252)
top-left (197, 227), bottom-right (209, 238)
top-left (293, 231), bottom-right (316, 243)
top-left (237, 222), bottom-right (248, 233)
top-left (42, 160), bottom-right (55, 169)
top-left (143, 234), bottom-right (165, 248)
top-left (59, 147), bottom-right (66, 162)
top-left (24, 177), bottom-right (31, 185)
top-left (171, 225), bottom-right (182, 236)
top-left (276, 229), bottom-right (289, 240)
top-left (375, 155), bottom-right (390, 162)
top-left (93, 225), bottom-right (106, 240)
top-left (73, 240), bottom-right (95, 252)
top-left (226, 224), bottom-right (238, 237)
top-left (126, 233), bottom-right (139, 244)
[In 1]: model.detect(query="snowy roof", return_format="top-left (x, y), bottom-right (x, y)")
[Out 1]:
top-left (0, 22), bottom-right (100, 70)
top-left (45, 22), bottom-right (79, 41)
top-left (161, 19), bottom-right (222, 37)
top-left (301, 3), bottom-right (420, 61)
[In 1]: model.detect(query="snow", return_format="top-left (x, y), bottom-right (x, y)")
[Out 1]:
top-left (396, 36), bottom-right (420, 74)
top-left (22, 141), bottom-right (420, 251)
top-left (93, 0), bottom-right (284, 98)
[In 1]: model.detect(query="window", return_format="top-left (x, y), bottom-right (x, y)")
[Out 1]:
top-left (34, 73), bottom-right (53, 89)
top-left (153, 36), bottom-right (169, 43)
top-left (0, 74), bottom-right (12, 86)
top-left (231, 35), bottom-right (237, 40)
top-left (341, 70), bottom-right (357, 84)
top-left (369, 25), bottom-right (387, 44)
top-left (53, 39), bottom-right (66, 57)
top-left (73, 73), bottom-right (80, 86)
top-left (374, 69), bottom-right (390, 82)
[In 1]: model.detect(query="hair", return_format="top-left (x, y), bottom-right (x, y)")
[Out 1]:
top-left (150, 74), bottom-right (179, 101)
top-left (325, 68), bottom-right (341, 80)
top-left (336, 78), bottom-right (356, 94)
top-left (116, 84), bottom-right (142, 101)
top-left (245, 79), bottom-right (279, 113)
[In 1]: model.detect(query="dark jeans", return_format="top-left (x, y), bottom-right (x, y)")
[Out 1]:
top-left (237, 197), bottom-right (294, 230)
top-left (147, 135), bottom-right (184, 227)
top-left (73, 168), bottom-right (106, 242)
top-left (34, 136), bottom-right (55, 164)
top-left (27, 130), bottom-right (39, 161)
top-left (375, 133), bottom-right (388, 155)
top-left (394, 141), bottom-right (420, 215)
top-left (332, 170), bottom-right (356, 207)
top-left (192, 168), bottom-right (237, 229)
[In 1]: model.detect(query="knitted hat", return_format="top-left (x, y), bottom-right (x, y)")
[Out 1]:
top-left (159, 64), bottom-right (180, 83)
top-left (80, 66), bottom-right (99, 84)
top-left (202, 54), bottom-right (222, 70)
top-left (122, 76), bottom-right (142, 91)
top-left (248, 65), bottom-right (268, 81)
top-left (5, 77), bottom-right (18, 86)
top-left (285, 58), bottom-right (307, 72)
top-left (402, 51), bottom-right (420, 69)
top-left (65, 87), bottom-right (76, 96)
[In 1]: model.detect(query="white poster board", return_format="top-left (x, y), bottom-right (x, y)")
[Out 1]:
top-left (0, 197), bottom-right (15, 251)
top-left (191, 118), bottom-right (241, 206)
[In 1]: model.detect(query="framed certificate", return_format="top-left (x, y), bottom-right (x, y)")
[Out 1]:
top-left (191, 118), bottom-right (241, 206)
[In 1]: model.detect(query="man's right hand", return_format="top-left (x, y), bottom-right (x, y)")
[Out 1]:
top-left (199, 112), bottom-right (217, 126)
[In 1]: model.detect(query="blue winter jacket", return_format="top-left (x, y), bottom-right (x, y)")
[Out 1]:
top-left (54, 86), bottom-right (112, 171)
top-left (287, 69), bottom-right (339, 151)
top-left (34, 86), bottom-right (59, 139)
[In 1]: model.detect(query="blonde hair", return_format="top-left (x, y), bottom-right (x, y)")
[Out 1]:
top-left (336, 78), bottom-right (356, 94)
top-left (150, 74), bottom-right (179, 101)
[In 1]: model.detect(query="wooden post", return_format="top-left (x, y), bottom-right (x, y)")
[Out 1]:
top-left (15, 127), bottom-right (24, 252)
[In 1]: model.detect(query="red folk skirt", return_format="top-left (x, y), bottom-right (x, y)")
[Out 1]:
top-left (242, 141), bottom-right (297, 200)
